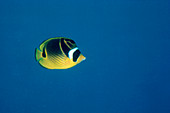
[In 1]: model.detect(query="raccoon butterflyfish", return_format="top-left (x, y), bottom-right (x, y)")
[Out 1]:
top-left (35, 37), bottom-right (86, 69)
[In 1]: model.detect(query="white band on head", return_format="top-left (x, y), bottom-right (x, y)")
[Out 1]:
top-left (68, 47), bottom-right (78, 59)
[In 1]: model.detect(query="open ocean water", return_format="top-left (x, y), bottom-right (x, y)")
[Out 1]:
top-left (0, 0), bottom-right (170, 113)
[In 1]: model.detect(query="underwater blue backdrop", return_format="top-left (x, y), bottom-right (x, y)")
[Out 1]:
top-left (0, 0), bottom-right (170, 113)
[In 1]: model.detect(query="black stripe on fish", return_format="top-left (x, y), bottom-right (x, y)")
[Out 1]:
top-left (66, 41), bottom-right (73, 48)
top-left (60, 38), bottom-right (70, 57)
top-left (46, 39), bottom-right (63, 56)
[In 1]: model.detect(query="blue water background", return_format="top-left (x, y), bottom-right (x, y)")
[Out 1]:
top-left (0, 0), bottom-right (170, 113)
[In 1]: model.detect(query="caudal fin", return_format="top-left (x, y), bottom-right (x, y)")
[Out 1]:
top-left (35, 48), bottom-right (42, 61)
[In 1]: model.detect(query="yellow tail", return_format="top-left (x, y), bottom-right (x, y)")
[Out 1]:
top-left (35, 48), bottom-right (42, 61)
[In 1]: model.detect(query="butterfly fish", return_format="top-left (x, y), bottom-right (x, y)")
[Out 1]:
top-left (35, 37), bottom-right (86, 69)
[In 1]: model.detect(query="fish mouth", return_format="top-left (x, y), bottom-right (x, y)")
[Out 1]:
top-left (83, 57), bottom-right (86, 61)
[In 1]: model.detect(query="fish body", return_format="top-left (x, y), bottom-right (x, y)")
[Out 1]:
top-left (35, 37), bottom-right (86, 69)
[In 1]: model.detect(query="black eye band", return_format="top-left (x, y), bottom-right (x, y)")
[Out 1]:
top-left (73, 50), bottom-right (81, 62)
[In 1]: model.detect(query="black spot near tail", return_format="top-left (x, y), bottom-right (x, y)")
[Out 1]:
top-left (42, 47), bottom-right (46, 58)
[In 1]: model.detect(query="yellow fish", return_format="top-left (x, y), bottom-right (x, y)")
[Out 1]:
top-left (35, 37), bottom-right (86, 69)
